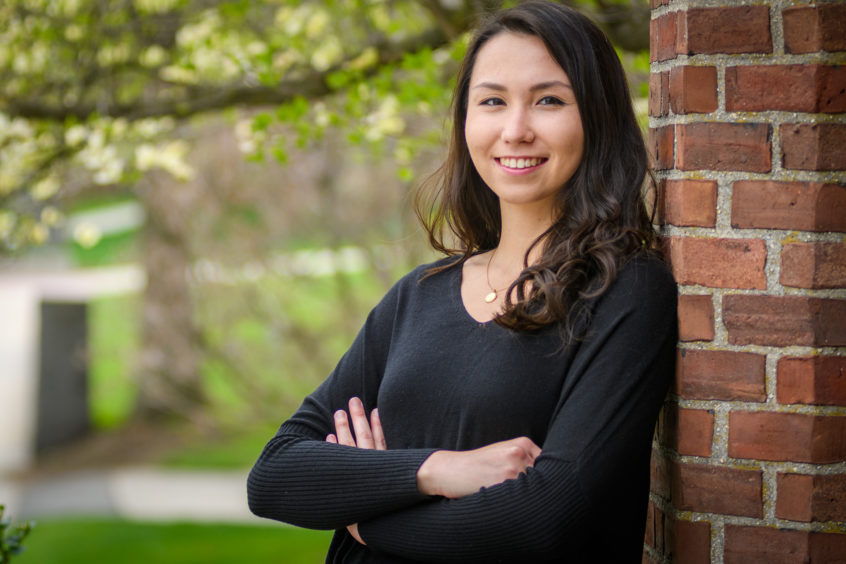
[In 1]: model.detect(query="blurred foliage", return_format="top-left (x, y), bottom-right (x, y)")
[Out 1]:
top-left (16, 519), bottom-right (332, 564)
top-left (0, 505), bottom-right (34, 564)
top-left (0, 0), bottom-right (649, 254)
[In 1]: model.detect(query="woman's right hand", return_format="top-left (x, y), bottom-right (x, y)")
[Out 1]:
top-left (416, 437), bottom-right (541, 499)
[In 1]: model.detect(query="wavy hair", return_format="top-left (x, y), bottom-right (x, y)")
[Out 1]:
top-left (416, 0), bottom-right (661, 337)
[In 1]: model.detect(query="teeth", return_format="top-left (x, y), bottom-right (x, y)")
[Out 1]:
top-left (500, 157), bottom-right (542, 169)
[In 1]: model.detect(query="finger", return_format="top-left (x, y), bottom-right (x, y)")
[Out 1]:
top-left (334, 409), bottom-right (356, 447)
top-left (349, 397), bottom-right (375, 449)
top-left (371, 408), bottom-right (387, 450)
top-left (326, 434), bottom-right (338, 443)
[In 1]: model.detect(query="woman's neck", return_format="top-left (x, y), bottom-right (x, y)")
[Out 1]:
top-left (494, 202), bottom-right (555, 268)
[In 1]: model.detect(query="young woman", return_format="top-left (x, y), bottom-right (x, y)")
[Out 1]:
top-left (248, 2), bottom-right (677, 562)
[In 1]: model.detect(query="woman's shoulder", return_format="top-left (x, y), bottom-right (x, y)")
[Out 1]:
top-left (394, 254), bottom-right (463, 290)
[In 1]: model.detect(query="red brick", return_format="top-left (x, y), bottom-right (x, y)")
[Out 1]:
top-left (677, 123), bottom-right (771, 172)
top-left (725, 526), bottom-right (808, 564)
top-left (648, 125), bottom-right (674, 171)
top-left (783, 4), bottom-right (846, 54)
top-left (726, 65), bottom-right (846, 113)
top-left (672, 462), bottom-right (763, 517)
top-left (676, 349), bottom-right (765, 401)
top-left (644, 500), bottom-right (657, 549)
top-left (781, 242), bottom-right (846, 289)
top-left (661, 179), bottom-right (717, 228)
top-left (776, 472), bottom-right (846, 522)
top-left (669, 519), bottom-right (710, 564)
top-left (809, 531), bottom-right (846, 562)
top-left (667, 237), bottom-right (766, 290)
top-left (781, 123), bottom-right (846, 171)
top-left (681, 6), bottom-right (772, 55)
top-left (661, 406), bottom-right (714, 457)
top-left (728, 411), bottom-right (846, 463)
top-left (651, 12), bottom-right (678, 62)
top-left (777, 356), bottom-right (846, 407)
top-left (649, 71), bottom-right (670, 117)
top-left (650, 447), bottom-right (672, 500)
top-left (669, 66), bottom-right (718, 114)
top-left (723, 295), bottom-right (846, 347)
top-left (678, 294), bottom-right (714, 342)
top-left (731, 181), bottom-right (846, 232)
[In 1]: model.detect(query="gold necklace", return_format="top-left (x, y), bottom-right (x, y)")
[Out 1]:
top-left (484, 249), bottom-right (510, 303)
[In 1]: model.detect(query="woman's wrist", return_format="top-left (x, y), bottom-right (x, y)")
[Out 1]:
top-left (416, 450), bottom-right (446, 496)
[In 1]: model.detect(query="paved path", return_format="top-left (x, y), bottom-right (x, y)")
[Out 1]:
top-left (0, 467), bottom-right (269, 524)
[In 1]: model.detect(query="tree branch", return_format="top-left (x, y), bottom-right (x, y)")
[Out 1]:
top-left (2, 27), bottom-right (450, 122)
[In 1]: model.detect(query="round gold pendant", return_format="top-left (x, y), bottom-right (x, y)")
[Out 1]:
top-left (484, 291), bottom-right (498, 303)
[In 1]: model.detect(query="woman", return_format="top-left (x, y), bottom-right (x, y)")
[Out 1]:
top-left (248, 2), bottom-right (677, 562)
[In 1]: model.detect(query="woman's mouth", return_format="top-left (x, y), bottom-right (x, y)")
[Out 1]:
top-left (496, 157), bottom-right (547, 170)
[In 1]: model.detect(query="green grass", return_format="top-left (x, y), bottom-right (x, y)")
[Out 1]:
top-left (16, 519), bottom-right (333, 564)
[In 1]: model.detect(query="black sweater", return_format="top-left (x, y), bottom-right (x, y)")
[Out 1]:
top-left (247, 256), bottom-right (677, 563)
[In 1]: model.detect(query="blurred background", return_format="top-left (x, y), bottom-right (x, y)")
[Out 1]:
top-left (0, 0), bottom-right (649, 562)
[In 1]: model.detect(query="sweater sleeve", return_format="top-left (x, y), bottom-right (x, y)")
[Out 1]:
top-left (246, 275), bottom-right (437, 530)
top-left (357, 258), bottom-right (678, 562)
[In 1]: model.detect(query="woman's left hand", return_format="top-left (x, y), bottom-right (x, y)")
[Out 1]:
top-left (325, 397), bottom-right (386, 545)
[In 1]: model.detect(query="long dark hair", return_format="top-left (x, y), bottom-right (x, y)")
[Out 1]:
top-left (416, 0), bottom-right (660, 337)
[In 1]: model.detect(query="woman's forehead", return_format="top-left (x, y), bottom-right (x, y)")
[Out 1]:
top-left (469, 33), bottom-right (570, 88)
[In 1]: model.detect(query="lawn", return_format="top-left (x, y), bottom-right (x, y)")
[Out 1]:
top-left (16, 519), bottom-right (333, 564)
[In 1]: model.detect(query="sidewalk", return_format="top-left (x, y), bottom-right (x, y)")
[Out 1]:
top-left (0, 467), bottom-right (268, 524)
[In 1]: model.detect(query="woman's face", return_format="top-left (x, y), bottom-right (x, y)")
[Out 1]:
top-left (465, 32), bottom-right (584, 215)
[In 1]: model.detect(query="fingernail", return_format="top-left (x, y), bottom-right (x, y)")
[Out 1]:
top-left (334, 410), bottom-right (345, 419)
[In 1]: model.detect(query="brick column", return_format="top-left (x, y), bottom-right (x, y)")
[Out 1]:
top-left (646, 2), bottom-right (846, 563)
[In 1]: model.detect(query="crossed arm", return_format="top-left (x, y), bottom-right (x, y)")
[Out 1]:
top-left (327, 397), bottom-right (542, 545)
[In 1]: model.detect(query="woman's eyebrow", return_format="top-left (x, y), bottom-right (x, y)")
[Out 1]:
top-left (471, 80), bottom-right (573, 92)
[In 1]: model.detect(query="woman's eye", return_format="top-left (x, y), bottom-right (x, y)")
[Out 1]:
top-left (480, 97), bottom-right (505, 106)
top-left (538, 96), bottom-right (565, 106)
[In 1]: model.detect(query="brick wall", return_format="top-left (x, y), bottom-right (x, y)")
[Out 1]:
top-left (646, 1), bottom-right (846, 562)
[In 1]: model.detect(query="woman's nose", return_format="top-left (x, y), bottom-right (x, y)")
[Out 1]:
top-left (500, 108), bottom-right (534, 144)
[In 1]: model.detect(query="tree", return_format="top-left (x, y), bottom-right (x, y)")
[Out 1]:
top-left (0, 0), bottom-right (649, 420)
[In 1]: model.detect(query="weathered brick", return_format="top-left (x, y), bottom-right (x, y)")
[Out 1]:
top-left (728, 411), bottom-right (846, 463)
top-left (661, 406), bottom-right (714, 457)
top-left (776, 472), bottom-right (846, 522)
top-left (726, 526), bottom-right (802, 564)
top-left (677, 123), bottom-right (771, 172)
top-left (678, 294), bottom-right (714, 342)
top-left (681, 6), bottom-right (772, 55)
top-left (669, 519), bottom-right (711, 564)
top-left (780, 242), bottom-right (846, 289)
top-left (651, 11), bottom-right (678, 62)
top-left (723, 295), bottom-right (846, 347)
top-left (670, 66), bottom-right (718, 114)
top-left (781, 123), bottom-right (846, 171)
top-left (672, 462), bottom-right (763, 517)
top-left (649, 71), bottom-right (670, 117)
top-left (783, 4), bottom-right (846, 54)
top-left (651, 447), bottom-right (672, 501)
top-left (649, 125), bottom-right (674, 170)
top-left (676, 349), bottom-right (766, 401)
top-left (667, 237), bottom-right (766, 290)
top-left (661, 179), bottom-right (717, 228)
top-left (731, 181), bottom-right (846, 232)
top-left (726, 65), bottom-right (846, 113)
top-left (809, 531), bottom-right (846, 562)
top-left (777, 356), bottom-right (846, 407)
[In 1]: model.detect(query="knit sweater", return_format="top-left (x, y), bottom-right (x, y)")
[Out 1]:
top-left (247, 255), bottom-right (677, 563)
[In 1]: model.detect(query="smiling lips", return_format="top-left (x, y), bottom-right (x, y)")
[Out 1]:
top-left (497, 157), bottom-right (547, 170)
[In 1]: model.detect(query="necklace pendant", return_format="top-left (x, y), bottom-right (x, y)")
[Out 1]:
top-left (484, 291), bottom-right (498, 303)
